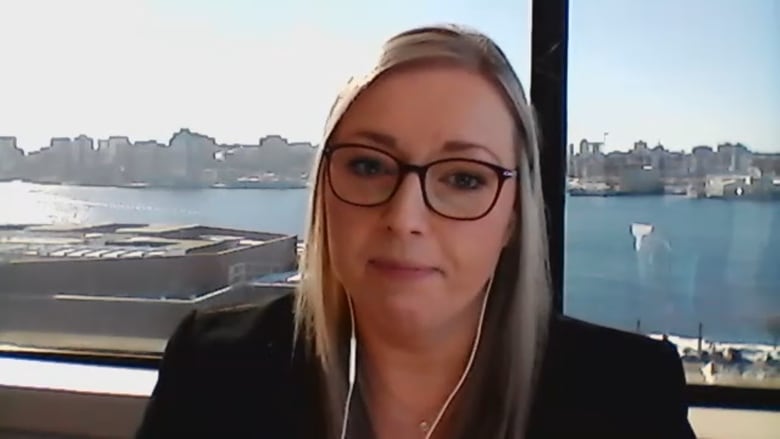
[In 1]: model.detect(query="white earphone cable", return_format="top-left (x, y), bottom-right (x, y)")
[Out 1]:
top-left (423, 277), bottom-right (492, 439)
top-left (339, 297), bottom-right (358, 439)
top-left (339, 277), bottom-right (492, 439)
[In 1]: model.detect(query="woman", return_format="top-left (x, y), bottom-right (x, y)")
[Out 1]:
top-left (137, 24), bottom-right (695, 438)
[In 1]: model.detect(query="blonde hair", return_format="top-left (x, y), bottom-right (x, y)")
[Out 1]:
top-left (294, 23), bottom-right (552, 438)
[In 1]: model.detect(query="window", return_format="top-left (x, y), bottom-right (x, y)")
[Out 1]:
top-left (564, 0), bottom-right (780, 390)
top-left (0, 0), bottom-right (531, 356)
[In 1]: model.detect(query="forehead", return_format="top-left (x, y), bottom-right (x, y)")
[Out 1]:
top-left (332, 65), bottom-right (517, 165)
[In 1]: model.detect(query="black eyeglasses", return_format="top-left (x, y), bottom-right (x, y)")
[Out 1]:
top-left (324, 143), bottom-right (517, 220)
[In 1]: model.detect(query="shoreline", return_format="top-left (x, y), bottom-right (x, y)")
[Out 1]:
top-left (4, 180), bottom-right (778, 200)
top-left (0, 179), bottom-right (309, 191)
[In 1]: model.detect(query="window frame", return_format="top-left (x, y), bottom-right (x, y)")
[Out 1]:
top-left (1, 0), bottom-right (778, 413)
top-left (532, 0), bottom-right (780, 411)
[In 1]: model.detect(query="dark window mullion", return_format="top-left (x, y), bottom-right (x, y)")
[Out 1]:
top-left (530, 0), bottom-right (569, 314)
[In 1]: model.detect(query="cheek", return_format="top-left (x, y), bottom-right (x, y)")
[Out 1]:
top-left (446, 218), bottom-right (506, 275)
top-left (324, 192), bottom-right (372, 279)
top-left (443, 190), bottom-right (514, 286)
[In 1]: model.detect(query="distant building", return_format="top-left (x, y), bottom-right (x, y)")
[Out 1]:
top-left (0, 136), bottom-right (23, 179)
top-left (662, 151), bottom-right (689, 178)
top-left (633, 140), bottom-right (648, 153)
top-left (50, 137), bottom-right (71, 149)
top-left (571, 138), bottom-right (608, 179)
top-left (752, 153), bottom-right (780, 176)
top-left (716, 143), bottom-right (753, 174)
top-left (132, 140), bottom-right (168, 183)
top-left (105, 136), bottom-right (136, 182)
top-left (691, 146), bottom-right (716, 176)
top-left (649, 143), bottom-right (666, 170)
top-left (705, 169), bottom-right (780, 199)
top-left (68, 135), bottom-right (94, 178)
top-left (0, 136), bottom-right (19, 152)
top-left (578, 138), bottom-right (590, 155)
top-left (577, 138), bottom-right (604, 156)
top-left (705, 174), bottom-right (752, 198)
top-left (169, 129), bottom-right (220, 184)
top-left (567, 143), bottom-right (575, 176)
top-left (619, 165), bottom-right (663, 194)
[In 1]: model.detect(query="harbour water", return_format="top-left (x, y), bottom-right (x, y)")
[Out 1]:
top-left (2, 181), bottom-right (779, 347)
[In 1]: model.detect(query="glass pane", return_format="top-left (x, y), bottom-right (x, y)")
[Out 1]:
top-left (565, 0), bottom-right (780, 388)
top-left (0, 0), bottom-right (531, 354)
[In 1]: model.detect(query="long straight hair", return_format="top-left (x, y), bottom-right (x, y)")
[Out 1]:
top-left (294, 24), bottom-right (552, 439)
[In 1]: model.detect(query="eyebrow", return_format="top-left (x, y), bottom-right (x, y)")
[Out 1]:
top-left (350, 129), bottom-right (504, 164)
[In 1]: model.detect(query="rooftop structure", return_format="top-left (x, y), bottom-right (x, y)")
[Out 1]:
top-left (0, 223), bottom-right (298, 298)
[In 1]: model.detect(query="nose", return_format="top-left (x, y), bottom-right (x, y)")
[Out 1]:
top-left (380, 172), bottom-right (429, 235)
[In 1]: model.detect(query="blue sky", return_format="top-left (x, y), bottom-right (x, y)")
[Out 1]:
top-left (0, 0), bottom-right (777, 152)
top-left (568, 0), bottom-right (779, 152)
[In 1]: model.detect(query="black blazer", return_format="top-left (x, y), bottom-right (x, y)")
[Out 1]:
top-left (136, 293), bottom-right (696, 438)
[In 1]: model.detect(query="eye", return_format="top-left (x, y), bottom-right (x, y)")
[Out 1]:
top-left (347, 157), bottom-right (386, 176)
top-left (445, 172), bottom-right (486, 190)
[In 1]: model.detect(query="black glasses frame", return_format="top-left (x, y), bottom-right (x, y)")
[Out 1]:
top-left (323, 143), bottom-right (518, 221)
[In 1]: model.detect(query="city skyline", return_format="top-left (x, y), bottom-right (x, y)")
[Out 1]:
top-left (0, 130), bottom-right (773, 156)
top-left (0, 128), bottom-right (317, 189)
top-left (4, 129), bottom-right (779, 198)
top-left (1, 0), bottom-right (778, 152)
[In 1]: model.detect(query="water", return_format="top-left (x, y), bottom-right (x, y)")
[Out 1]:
top-left (2, 181), bottom-right (779, 345)
top-left (566, 195), bottom-right (780, 345)
top-left (0, 181), bottom-right (310, 236)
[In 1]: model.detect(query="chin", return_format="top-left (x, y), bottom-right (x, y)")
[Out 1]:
top-left (355, 280), bottom-right (445, 324)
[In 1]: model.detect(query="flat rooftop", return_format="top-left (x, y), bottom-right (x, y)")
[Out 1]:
top-left (0, 223), bottom-right (289, 262)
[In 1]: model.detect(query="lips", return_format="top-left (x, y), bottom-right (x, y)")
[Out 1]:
top-left (369, 258), bottom-right (435, 270)
top-left (367, 258), bottom-right (440, 278)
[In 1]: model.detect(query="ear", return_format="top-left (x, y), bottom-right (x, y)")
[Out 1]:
top-left (503, 213), bottom-right (516, 247)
